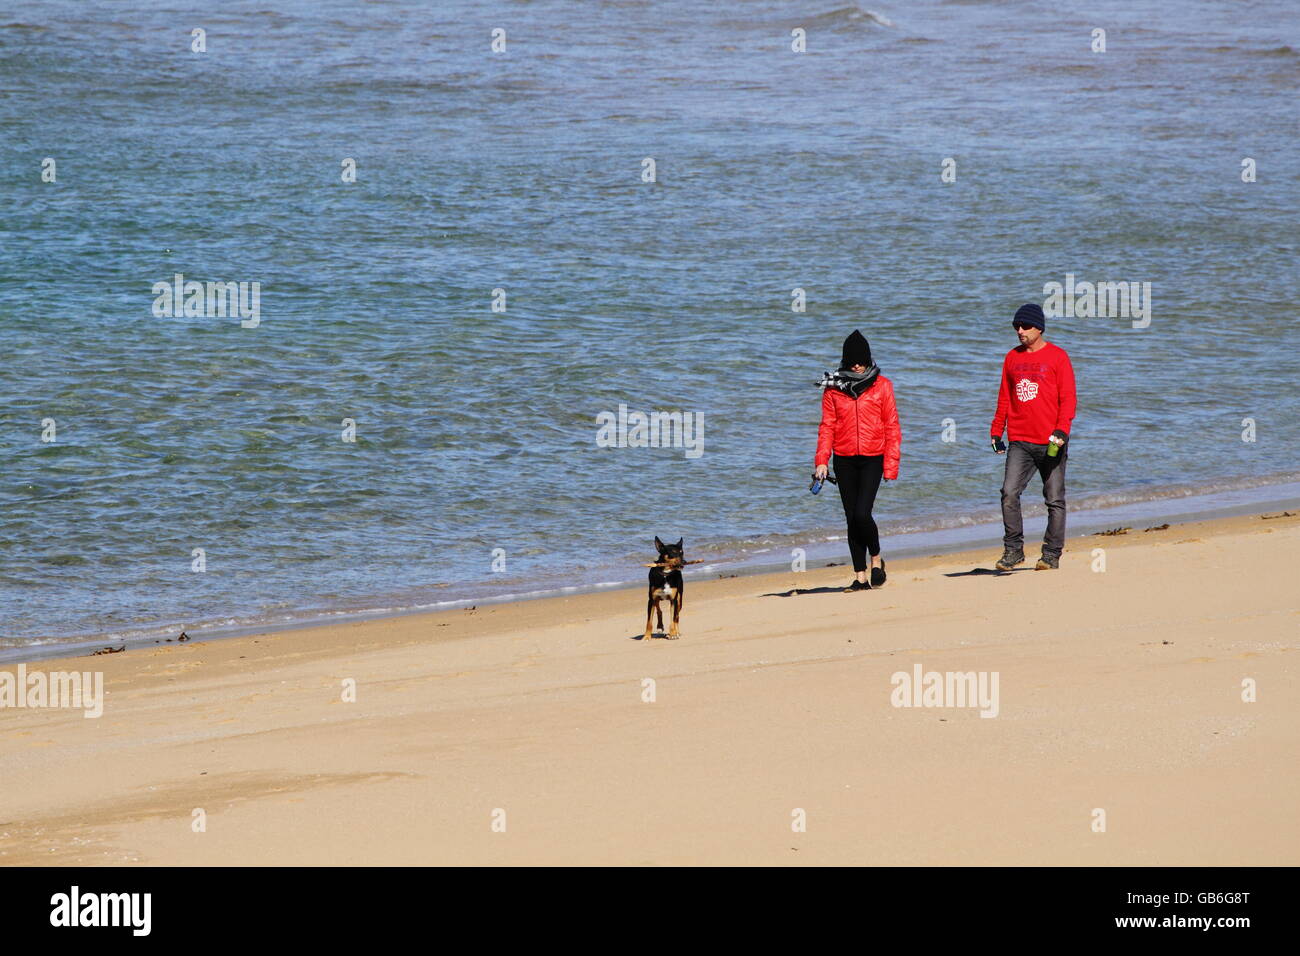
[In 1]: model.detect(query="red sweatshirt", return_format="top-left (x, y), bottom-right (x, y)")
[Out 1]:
top-left (990, 341), bottom-right (1076, 443)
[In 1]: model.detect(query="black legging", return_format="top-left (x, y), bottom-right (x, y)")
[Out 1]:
top-left (833, 454), bottom-right (883, 572)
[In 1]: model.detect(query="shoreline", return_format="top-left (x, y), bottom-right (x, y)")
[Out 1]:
top-left (2, 507), bottom-right (1297, 865)
top-left (6, 473), bottom-right (1299, 666)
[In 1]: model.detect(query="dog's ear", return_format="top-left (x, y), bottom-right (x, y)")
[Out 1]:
top-left (654, 536), bottom-right (664, 550)
top-left (675, 538), bottom-right (683, 549)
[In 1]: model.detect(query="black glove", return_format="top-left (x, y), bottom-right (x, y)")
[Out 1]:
top-left (1049, 429), bottom-right (1068, 447)
top-left (991, 437), bottom-right (1007, 454)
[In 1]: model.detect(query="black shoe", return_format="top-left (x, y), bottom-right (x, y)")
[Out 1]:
top-left (1035, 553), bottom-right (1059, 570)
top-left (995, 548), bottom-right (1025, 571)
top-left (842, 579), bottom-right (869, 592)
top-left (870, 560), bottom-right (886, 588)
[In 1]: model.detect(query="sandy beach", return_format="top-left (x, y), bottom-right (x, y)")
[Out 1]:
top-left (2, 511), bottom-right (1297, 866)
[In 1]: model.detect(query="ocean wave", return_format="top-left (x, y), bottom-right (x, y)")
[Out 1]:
top-left (801, 6), bottom-right (895, 28)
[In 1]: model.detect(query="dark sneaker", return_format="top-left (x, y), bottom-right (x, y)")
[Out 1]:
top-left (870, 560), bottom-right (886, 588)
top-left (842, 579), bottom-right (870, 592)
top-left (1035, 554), bottom-right (1059, 570)
top-left (995, 549), bottom-right (1025, 571)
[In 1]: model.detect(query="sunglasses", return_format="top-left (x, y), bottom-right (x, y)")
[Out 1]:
top-left (1012, 322), bottom-right (1037, 330)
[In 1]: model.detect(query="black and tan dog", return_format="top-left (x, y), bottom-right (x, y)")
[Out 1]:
top-left (644, 536), bottom-right (684, 641)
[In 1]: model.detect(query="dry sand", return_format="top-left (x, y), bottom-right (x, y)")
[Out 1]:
top-left (2, 511), bottom-right (1297, 866)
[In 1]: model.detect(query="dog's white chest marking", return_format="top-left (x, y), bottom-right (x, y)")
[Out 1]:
top-left (654, 586), bottom-right (676, 600)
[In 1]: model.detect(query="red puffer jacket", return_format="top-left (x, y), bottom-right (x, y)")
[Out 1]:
top-left (814, 375), bottom-right (901, 478)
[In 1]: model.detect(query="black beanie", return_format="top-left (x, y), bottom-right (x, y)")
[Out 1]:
top-left (1013, 303), bottom-right (1045, 331)
top-left (840, 330), bottom-right (873, 369)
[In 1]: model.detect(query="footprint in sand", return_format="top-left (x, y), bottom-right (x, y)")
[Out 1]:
top-left (157, 662), bottom-right (202, 676)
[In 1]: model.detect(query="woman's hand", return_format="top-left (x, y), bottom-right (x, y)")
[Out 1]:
top-left (814, 464), bottom-right (828, 481)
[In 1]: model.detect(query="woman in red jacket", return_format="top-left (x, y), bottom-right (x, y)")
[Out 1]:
top-left (814, 330), bottom-right (901, 591)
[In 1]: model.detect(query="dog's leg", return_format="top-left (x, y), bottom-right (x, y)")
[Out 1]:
top-left (655, 598), bottom-right (664, 632)
top-left (644, 593), bottom-right (655, 641)
top-left (668, 590), bottom-right (681, 639)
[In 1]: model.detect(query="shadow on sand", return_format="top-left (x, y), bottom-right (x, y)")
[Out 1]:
top-left (762, 585), bottom-right (862, 597)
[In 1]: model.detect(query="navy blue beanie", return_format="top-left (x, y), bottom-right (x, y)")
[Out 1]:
top-left (1013, 303), bottom-right (1045, 331)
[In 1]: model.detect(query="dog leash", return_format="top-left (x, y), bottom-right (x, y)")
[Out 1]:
top-left (809, 472), bottom-right (838, 495)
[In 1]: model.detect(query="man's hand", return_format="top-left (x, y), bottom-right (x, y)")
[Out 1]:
top-left (814, 464), bottom-right (828, 481)
top-left (991, 436), bottom-right (1007, 454)
top-left (1049, 429), bottom-right (1067, 447)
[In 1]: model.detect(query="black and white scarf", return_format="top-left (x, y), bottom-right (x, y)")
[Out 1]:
top-left (817, 363), bottom-right (880, 398)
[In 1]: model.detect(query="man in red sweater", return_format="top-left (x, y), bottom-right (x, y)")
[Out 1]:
top-left (990, 303), bottom-right (1076, 570)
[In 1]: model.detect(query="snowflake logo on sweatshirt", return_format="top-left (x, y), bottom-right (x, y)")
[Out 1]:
top-left (1015, 378), bottom-right (1039, 402)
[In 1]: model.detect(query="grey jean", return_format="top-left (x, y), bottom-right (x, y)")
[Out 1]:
top-left (1001, 441), bottom-right (1067, 558)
